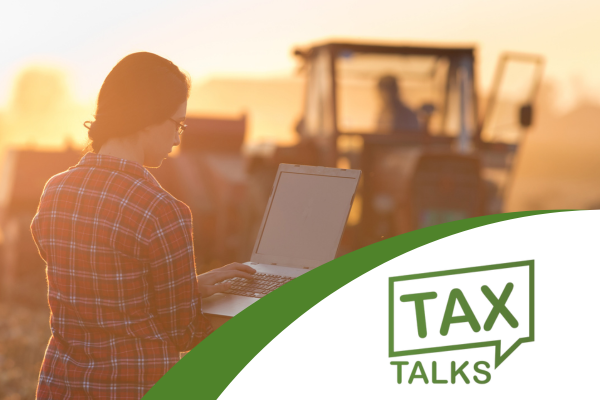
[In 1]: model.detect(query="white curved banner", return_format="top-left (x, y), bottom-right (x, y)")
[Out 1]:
top-left (220, 211), bottom-right (599, 399)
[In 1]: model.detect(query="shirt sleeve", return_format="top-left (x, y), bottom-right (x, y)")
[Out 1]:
top-left (147, 199), bottom-right (213, 352)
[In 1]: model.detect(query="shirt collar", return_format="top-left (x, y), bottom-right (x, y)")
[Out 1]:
top-left (73, 152), bottom-right (161, 186)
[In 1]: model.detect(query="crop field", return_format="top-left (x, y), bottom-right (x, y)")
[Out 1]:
top-left (0, 302), bottom-right (50, 400)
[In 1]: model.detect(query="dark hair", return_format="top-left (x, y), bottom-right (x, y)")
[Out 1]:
top-left (84, 52), bottom-right (190, 153)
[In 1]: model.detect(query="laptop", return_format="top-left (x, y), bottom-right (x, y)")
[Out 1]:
top-left (202, 163), bottom-right (361, 317)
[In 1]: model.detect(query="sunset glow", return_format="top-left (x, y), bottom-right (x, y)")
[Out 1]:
top-left (1, 0), bottom-right (600, 205)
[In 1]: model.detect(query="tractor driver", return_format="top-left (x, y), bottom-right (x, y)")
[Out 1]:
top-left (376, 75), bottom-right (420, 133)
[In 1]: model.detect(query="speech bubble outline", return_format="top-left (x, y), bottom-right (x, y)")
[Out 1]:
top-left (388, 260), bottom-right (534, 368)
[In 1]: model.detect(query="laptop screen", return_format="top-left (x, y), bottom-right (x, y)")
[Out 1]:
top-left (255, 169), bottom-right (358, 264)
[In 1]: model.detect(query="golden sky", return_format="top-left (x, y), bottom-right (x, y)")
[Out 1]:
top-left (1, 0), bottom-right (600, 210)
top-left (2, 0), bottom-right (600, 108)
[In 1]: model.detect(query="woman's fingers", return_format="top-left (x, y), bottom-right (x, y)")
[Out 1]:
top-left (197, 268), bottom-right (255, 286)
top-left (197, 262), bottom-right (257, 297)
top-left (219, 262), bottom-right (256, 274)
top-left (200, 281), bottom-right (232, 298)
top-left (218, 269), bottom-right (255, 281)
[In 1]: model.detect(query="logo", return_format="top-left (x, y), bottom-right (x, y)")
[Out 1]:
top-left (388, 260), bottom-right (534, 384)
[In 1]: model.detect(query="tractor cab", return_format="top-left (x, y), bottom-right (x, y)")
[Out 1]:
top-left (288, 41), bottom-right (543, 248)
top-left (297, 43), bottom-right (478, 158)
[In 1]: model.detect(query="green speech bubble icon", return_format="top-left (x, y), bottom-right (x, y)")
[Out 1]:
top-left (389, 260), bottom-right (534, 368)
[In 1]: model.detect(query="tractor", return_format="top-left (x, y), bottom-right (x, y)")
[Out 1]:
top-left (250, 40), bottom-right (544, 253)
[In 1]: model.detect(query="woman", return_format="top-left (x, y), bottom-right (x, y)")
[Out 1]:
top-left (31, 52), bottom-right (255, 399)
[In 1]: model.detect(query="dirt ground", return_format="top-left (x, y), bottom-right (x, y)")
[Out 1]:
top-left (0, 302), bottom-right (50, 400)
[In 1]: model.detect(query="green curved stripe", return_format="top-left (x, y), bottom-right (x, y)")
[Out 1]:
top-left (144, 210), bottom-right (566, 399)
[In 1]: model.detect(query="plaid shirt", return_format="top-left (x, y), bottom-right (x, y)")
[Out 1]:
top-left (31, 152), bottom-right (213, 399)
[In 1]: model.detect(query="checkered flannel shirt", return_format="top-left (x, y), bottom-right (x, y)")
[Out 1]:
top-left (31, 152), bottom-right (213, 399)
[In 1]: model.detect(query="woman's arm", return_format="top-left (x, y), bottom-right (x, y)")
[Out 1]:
top-left (147, 200), bottom-right (212, 352)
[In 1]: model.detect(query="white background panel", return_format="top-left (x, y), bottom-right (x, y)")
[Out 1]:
top-left (219, 211), bottom-right (600, 399)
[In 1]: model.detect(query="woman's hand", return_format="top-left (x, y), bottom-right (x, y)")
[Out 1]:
top-left (196, 262), bottom-right (256, 298)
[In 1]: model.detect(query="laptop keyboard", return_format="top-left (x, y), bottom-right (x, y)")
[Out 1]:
top-left (223, 273), bottom-right (294, 298)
